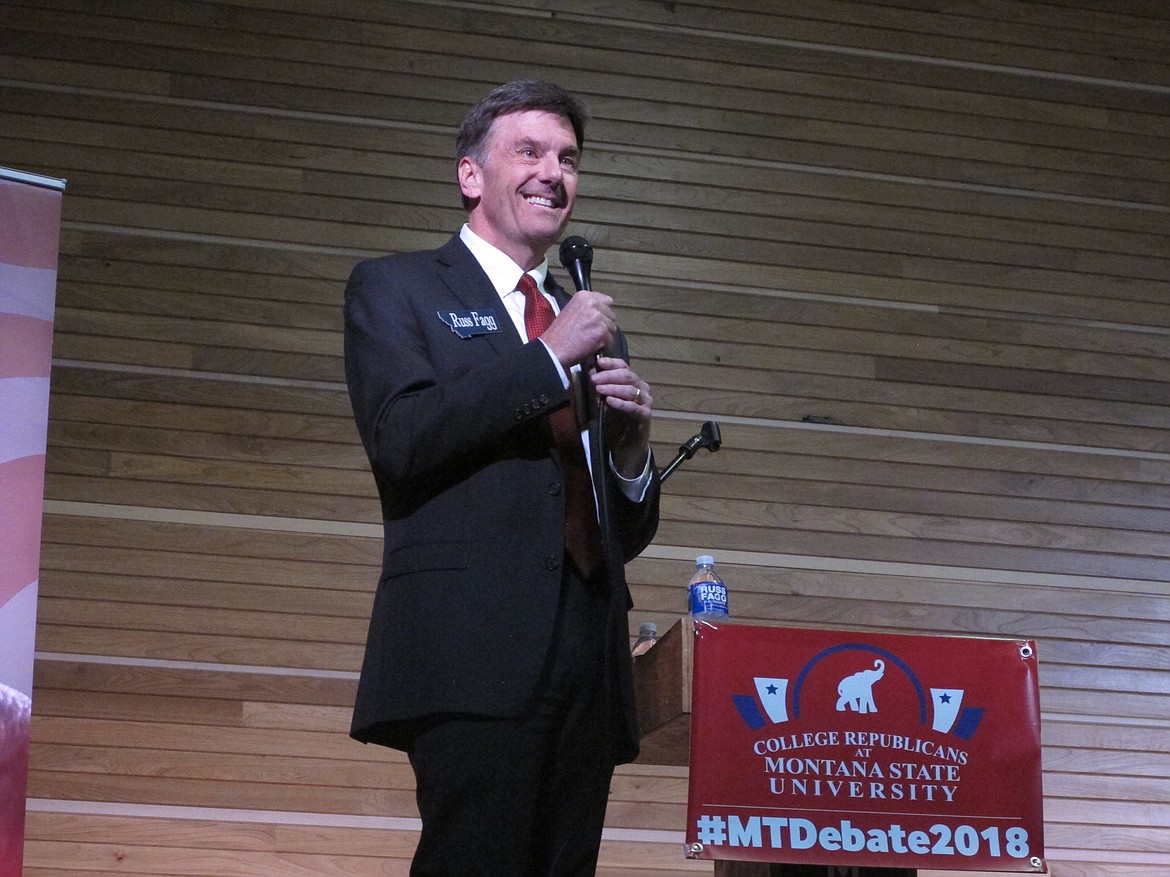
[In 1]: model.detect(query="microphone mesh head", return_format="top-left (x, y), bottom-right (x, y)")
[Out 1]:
top-left (559, 235), bottom-right (593, 269)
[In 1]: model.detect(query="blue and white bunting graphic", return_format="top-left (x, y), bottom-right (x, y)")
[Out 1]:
top-left (930, 688), bottom-right (964, 733)
top-left (754, 677), bottom-right (790, 724)
top-left (732, 677), bottom-right (791, 729)
top-left (930, 688), bottom-right (983, 739)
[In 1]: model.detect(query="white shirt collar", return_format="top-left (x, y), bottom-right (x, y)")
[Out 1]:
top-left (459, 224), bottom-right (550, 296)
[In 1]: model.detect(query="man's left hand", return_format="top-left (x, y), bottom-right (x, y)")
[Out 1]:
top-left (591, 355), bottom-right (652, 479)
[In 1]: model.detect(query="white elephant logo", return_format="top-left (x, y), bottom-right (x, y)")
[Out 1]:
top-left (836, 659), bottom-right (885, 714)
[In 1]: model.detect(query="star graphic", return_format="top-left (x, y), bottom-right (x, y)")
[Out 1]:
top-left (939, 693), bottom-right (952, 704)
top-left (766, 684), bottom-right (778, 695)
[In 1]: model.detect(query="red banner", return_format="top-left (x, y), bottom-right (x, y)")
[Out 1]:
top-left (1, 168), bottom-right (64, 877)
top-left (686, 622), bottom-right (1045, 872)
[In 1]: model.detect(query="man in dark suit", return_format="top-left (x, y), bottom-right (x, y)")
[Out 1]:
top-left (343, 80), bottom-right (661, 876)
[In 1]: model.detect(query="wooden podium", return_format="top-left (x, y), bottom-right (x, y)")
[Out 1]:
top-left (633, 619), bottom-right (915, 877)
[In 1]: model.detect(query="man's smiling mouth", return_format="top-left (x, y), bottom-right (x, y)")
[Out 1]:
top-left (524, 195), bottom-right (559, 208)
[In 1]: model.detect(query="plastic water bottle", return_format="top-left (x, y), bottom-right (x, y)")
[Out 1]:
top-left (631, 622), bottom-right (659, 656)
top-left (688, 555), bottom-right (728, 621)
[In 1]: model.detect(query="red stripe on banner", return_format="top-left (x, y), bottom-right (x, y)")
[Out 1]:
top-left (0, 680), bottom-right (30, 877)
top-left (0, 682), bottom-right (30, 877)
top-left (0, 455), bottom-right (47, 609)
top-left (0, 313), bottom-right (54, 379)
top-left (0, 180), bottom-right (63, 269)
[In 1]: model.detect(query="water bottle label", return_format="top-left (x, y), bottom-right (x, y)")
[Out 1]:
top-left (689, 581), bottom-right (728, 616)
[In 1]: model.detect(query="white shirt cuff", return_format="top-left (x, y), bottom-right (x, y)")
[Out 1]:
top-left (611, 451), bottom-right (653, 503)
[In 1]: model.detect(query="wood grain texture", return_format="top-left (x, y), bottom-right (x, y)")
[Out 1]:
top-left (3, 0), bottom-right (1167, 873)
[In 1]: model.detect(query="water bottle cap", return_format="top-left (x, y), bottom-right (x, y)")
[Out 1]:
top-left (696, 554), bottom-right (715, 567)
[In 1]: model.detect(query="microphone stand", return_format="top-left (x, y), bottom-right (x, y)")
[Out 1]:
top-left (660, 420), bottom-right (722, 482)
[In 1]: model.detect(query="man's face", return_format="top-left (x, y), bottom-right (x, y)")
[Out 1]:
top-left (459, 109), bottom-right (580, 269)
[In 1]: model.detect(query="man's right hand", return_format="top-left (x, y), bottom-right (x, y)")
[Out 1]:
top-left (538, 290), bottom-right (617, 368)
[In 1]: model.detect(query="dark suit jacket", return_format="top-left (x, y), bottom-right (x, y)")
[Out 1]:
top-left (343, 234), bottom-right (660, 762)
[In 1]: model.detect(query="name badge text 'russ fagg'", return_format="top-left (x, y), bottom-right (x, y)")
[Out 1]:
top-left (438, 309), bottom-right (500, 339)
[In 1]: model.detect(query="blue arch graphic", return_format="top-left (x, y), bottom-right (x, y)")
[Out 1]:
top-left (791, 643), bottom-right (927, 724)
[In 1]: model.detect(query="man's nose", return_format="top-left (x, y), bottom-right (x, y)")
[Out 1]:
top-left (539, 153), bottom-right (563, 182)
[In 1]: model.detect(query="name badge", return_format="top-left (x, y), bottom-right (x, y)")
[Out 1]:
top-left (438, 309), bottom-right (501, 339)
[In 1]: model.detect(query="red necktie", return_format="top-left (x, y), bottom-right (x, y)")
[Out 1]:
top-left (519, 274), bottom-right (603, 577)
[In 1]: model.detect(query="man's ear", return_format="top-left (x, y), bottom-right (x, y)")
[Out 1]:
top-left (457, 156), bottom-right (482, 203)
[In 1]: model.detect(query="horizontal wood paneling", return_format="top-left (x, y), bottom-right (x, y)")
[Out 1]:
top-left (3, 0), bottom-right (1167, 873)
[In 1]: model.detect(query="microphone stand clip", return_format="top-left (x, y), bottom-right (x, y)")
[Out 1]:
top-left (660, 420), bottom-right (722, 482)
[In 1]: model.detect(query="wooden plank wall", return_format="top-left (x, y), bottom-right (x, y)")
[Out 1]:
top-left (2, 0), bottom-right (1167, 874)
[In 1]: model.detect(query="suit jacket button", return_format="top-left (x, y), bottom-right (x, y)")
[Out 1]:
top-left (539, 394), bottom-right (549, 405)
top-left (545, 556), bottom-right (560, 571)
top-left (548, 482), bottom-right (562, 496)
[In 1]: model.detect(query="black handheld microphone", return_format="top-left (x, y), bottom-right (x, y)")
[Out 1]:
top-left (558, 235), bottom-right (602, 423)
top-left (558, 235), bottom-right (593, 292)
top-left (559, 234), bottom-right (605, 359)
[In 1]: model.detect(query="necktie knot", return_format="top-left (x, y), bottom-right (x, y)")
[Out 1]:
top-left (518, 273), bottom-right (540, 297)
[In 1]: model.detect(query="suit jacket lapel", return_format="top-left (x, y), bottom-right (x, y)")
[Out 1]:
top-left (433, 235), bottom-right (524, 357)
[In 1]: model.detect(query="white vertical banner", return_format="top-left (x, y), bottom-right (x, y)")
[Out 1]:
top-left (0, 167), bottom-right (64, 877)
